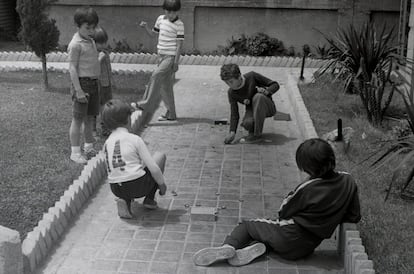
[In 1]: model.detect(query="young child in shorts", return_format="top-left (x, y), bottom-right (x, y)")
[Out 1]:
top-left (102, 99), bottom-right (167, 218)
top-left (94, 26), bottom-right (113, 137)
top-left (68, 7), bottom-right (100, 164)
top-left (193, 138), bottom-right (361, 266)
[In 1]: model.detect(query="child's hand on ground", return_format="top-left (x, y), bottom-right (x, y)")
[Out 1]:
top-left (224, 132), bottom-right (236, 144)
top-left (158, 183), bottom-right (167, 196)
top-left (76, 90), bottom-right (88, 103)
top-left (243, 99), bottom-right (250, 105)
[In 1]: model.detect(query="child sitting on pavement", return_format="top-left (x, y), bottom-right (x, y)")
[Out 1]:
top-left (193, 138), bottom-right (361, 266)
top-left (102, 99), bottom-right (167, 218)
top-left (94, 26), bottom-right (113, 137)
top-left (221, 63), bottom-right (280, 144)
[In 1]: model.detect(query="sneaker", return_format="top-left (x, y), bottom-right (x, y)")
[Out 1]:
top-left (158, 183), bottom-right (167, 196)
top-left (157, 115), bottom-right (176, 121)
top-left (70, 153), bottom-right (87, 164)
top-left (143, 198), bottom-right (158, 209)
top-left (84, 147), bottom-right (97, 160)
top-left (239, 135), bottom-right (263, 144)
top-left (227, 242), bottom-right (266, 266)
top-left (116, 198), bottom-right (133, 219)
top-left (193, 245), bottom-right (236, 266)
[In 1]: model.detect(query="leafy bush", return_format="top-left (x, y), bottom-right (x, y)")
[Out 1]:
top-left (313, 44), bottom-right (331, 59)
top-left (219, 32), bottom-right (287, 56)
top-left (372, 67), bottom-right (414, 201)
top-left (316, 23), bottom-right (402, 127)
top-left (108, 39), bottom-right (146, 53)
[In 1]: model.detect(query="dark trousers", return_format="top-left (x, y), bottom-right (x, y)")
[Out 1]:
top-left (223, 219), bottom-right (322, 260)
top-left (110, 168), bottom-right (158, 207)
top-left (241, 93), bottom-right (276, 136)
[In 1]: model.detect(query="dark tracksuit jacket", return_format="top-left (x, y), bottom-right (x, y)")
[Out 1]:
top-left (223, 171), bottom-right (361, 260)
top-left (228, 71), bottom-right (279, 134)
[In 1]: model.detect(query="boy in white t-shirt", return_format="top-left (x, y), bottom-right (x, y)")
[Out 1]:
top-left (102, 99), bottom-right (167, 218)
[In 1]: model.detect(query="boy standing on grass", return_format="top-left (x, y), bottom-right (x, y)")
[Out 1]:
top-left (68, 7), bottom-right (100, 164)
top-left (102, 99), bottom-right (167, 219)
top-left (193, 138), bottom-right (361, 266)
top-left (94, 26), bottom-right (113, 137)
top-left (133, 0), bottom-right (184, 123)
top-left (221, 64), bottom-right (279, 144)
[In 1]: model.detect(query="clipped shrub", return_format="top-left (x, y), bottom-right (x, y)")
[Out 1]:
top-left (219, 32), bottom-right (287, 56)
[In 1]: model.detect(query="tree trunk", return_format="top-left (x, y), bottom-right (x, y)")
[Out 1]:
top-left (41, 54), bottom-right (49, 91)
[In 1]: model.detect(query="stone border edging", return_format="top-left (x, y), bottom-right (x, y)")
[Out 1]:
top-left (0, 64), bottom-right (153, 75)
top-left (21, 151), bottom-right (107, 274)
top-left (286, 71), bottom-right (375, 274)
top-left (0, 51), bottom-right (327, 68)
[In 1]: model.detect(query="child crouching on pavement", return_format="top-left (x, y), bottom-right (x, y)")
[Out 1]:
top-left (193, 138), bottom-right (361, 266)
top-left (102, 99), bottom-right (167, 218)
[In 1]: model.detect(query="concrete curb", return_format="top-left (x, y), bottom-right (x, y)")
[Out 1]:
top-left (0, 51), bottom-right (327, 68)
top-left (286, 70), bottom-right (375, 274)
top-left (21, 151), bottom-right (107, 274)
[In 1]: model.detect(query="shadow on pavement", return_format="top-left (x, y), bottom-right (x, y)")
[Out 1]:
top-left (233, 133), bottom-right (296, 146)
top-left (151, 117), bottom-right (216, 126)
top-left (123, 204), bottom-right (188, 228)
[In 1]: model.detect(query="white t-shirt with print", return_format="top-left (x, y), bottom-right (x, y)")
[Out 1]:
top-left (104, 127), bottom-right (146, 184)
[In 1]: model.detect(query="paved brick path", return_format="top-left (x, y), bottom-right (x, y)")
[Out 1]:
top-left (32, 66), bottom-right (341, 274)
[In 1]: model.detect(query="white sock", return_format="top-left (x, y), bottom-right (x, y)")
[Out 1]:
top-left (71, 146), bottom-right (81, 155)
top-left (84, 143), bottom-right (94, 150)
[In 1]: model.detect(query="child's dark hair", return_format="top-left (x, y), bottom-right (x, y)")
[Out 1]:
top-left (220, 64), bottom-right (241, 81)
top-left (94, 26), bottom-right (108, 44)
top-left (296, 138), bottom-right (336, 178)
top-left (102, 99), bottom-right (133, 131)
top-left (74, 7), bottom-right (99, 27)
top-left (162, 0), bottom-right (181, 11)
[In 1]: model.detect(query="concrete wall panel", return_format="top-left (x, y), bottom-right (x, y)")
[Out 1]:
top-left (50, 5), bottom-right (161, 52)
top-left (194, 7), bottom-right (338, 53)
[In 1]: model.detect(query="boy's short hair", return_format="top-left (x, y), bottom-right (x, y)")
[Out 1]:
top-left (220, 64), bottom-right (241, 81)
top-left (296, 138), bottom-right (336, 178)
top-left (74, 7), bottom-right (99, 27)
top-left (94, 26), bottom-right (108, 44)
top-left (102, 99), bottom-right (133, 131)
top-left (162, 0), bottom-right (181, 11)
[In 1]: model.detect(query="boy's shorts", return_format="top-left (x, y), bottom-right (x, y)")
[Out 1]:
top-left (100, 85), bottom-right (113, 106)
top-left (109, 167), bottom-right (158, 200)
top-left (72, 78), bottom-right (100, 119)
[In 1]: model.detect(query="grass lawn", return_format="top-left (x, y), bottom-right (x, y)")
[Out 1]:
top-left (299, 77), bottom-right (414, 274)
top-left (0, 70), bottom-right (150, 239)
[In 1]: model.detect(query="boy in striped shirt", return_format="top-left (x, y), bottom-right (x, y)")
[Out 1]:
top-left (135, 0), bottom-right (184, 123)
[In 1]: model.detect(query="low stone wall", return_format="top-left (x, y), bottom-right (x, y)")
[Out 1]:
top-left (0, 226), bottom-right (23, 274)
top-left (338, 223), bottom-right (376, 274)
top-left (0, 51), bottom-right (327, 68)
top-left (21, 151), bottom-right (107, 274)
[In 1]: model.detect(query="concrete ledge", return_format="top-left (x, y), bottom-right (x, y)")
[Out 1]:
top-left (286, 71), bottom-right (318, 139)
top-left (0, 51), bottom-right (327, 68)
top-left (0, 226), bottom-right (23, 274)
top-left (21, 151), bottom-right (107, 273)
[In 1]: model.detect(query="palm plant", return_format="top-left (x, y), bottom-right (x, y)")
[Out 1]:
top-left (316, 23), bottom-right (401, 127)
top-left (371, 67), bottom-right (414, 201)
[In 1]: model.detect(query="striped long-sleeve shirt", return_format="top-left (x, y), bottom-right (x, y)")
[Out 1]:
top-left (153, 15), bottom-right (184, 56)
